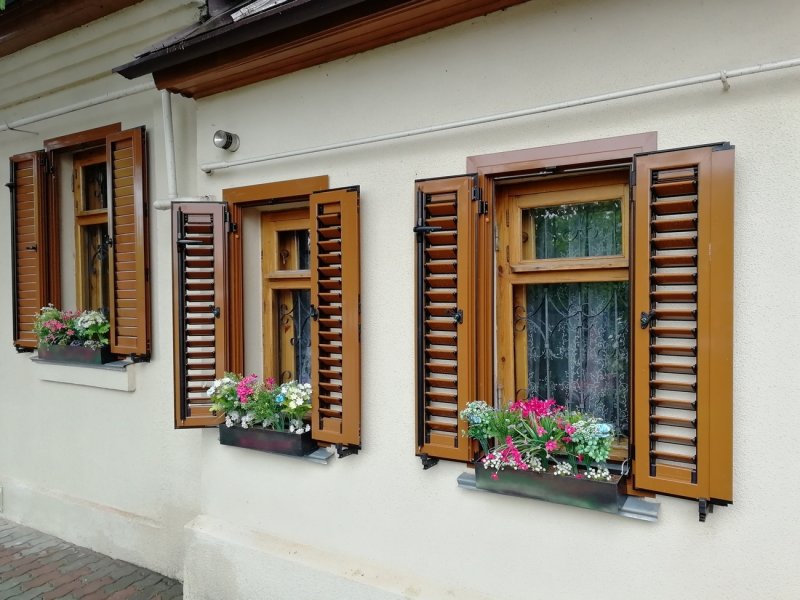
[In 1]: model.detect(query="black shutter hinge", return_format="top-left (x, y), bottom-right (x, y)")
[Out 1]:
top-left (640, 310), bottom-right (655, 329)
top-left (472, 186), bottom-right (488, 215)
top-left (699, 499), bottom-right (714, 522)
top-left (5, 182), bottom-right (13, 190)
top-left (448, 308), bottom-right (463, 324)
top-left (419, 454), bottom-right (439, 469)
top-left (42, 155), bottom-right (55, 176)
top-left (224, 208), bottom-right (237, 233)
top-left (335, 444), bottom-right (359, 458)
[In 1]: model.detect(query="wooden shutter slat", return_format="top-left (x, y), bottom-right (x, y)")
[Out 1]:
top-left (107, 127), bottom-right (149, 358)
top-left (310, 187), bottom-right (361, 448)
top-left (10, 152), bottom-right (50, 350)
top-left (173, 202), bottom-right (228, 429)
top-left (632, 144), bottom-right (734, 505)
top-left (416, 175), bottom-right (477, 463)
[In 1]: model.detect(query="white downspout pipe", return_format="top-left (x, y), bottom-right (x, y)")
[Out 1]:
top-left (199, 56), bottom-right (800, 174)
top-left (153, 89), bottom-right (213, 210)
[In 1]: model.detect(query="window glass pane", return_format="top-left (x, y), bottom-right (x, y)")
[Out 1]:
top-left (522, 200), bottom-right (622, 260)
top-left (82, 162), bottom-right (107, 211)
top-left (277, 230), bottom-right (310, 271)
top-left (277, 289), bottom-right (311, 383)
top-left (80, 224), bottom-right (109, 311)
top-left (516, 281), bottom-right (629, 437)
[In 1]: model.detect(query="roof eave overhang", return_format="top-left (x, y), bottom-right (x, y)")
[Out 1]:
top-left (114, 0), bottom-right (529, 98)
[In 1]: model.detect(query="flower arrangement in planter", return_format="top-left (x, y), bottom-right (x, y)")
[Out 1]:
top-left (461, 398), bottom-right (624, 512)
top-left (208, 374), bottom-right (317, 456)
top-left (33, 305), bottom-right (112, 364)
top-left (462, 397), bottom-right (615, 479)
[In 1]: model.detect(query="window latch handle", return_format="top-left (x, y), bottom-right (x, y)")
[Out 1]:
top-left (640, 310), bottom-right (655, 329)
top-left (211, 306), bottom-right (221, 318)
top-left (24, 244), bottom-right (37, 251)
top-left (309, 305), bottom-right (319, 321)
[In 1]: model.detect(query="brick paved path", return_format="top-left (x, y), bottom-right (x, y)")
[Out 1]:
top-left (0, 518), bottom-right (182, 599)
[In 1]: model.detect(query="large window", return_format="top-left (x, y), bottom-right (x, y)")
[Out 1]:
top-left (9, 124), bottom-right (150, 358)
top-left (496, 173), bottom-right (630, 459)
top-left (416, 134), bottom-right (734, 508)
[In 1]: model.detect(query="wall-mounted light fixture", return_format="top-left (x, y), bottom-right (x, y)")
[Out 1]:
top-left (213, 130), bottom-right (240, 152)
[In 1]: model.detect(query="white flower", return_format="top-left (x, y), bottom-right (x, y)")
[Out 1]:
top-left (225, 416), bottom-right (233, 427)
top-left (304, 424), bottom-right (310, 432)
top-left (289, 424), bottom-right (296, 433)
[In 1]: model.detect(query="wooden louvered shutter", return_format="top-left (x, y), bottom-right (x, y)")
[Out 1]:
top-left (9, 152), bottom-right (48, 350)
top-left (173, 202), bottom-right (228, 428)
top-left (107, 127), bottom-right (150, 358)
top-left (415, 176), bottom-right (477, 463)
top-left (310, 187), bottom-right (361, 448)
top-left (632, 144), bottom-right (734, 507)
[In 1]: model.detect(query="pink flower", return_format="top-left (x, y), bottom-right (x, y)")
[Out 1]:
top-left (265, 377), bottom-right (275, 387)
top-left (236, 374), bottom-right (258, 404)
top-left (575, 474), bottom-right (584, 479)
top-left (491, 472), bottom-right (499, 480)
top-left (536, 426), bottom-right (546, 436)
top-left (565, 424), bottom-right (576, 435)
top-left (577, 454), bottom-right (584, 463)
top-left (545, 440), bottom-right (558, 453)
top-left (509, 397), bottom-right (563, 419)
top-left (562, 436), bottom-right (572, 444)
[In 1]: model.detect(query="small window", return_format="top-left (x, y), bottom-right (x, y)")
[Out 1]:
top-left (73, 148), bottom-right (110, 312)
top-left (261, 209), bottom-right (312, 384)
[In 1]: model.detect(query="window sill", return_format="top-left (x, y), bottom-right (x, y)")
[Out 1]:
top-left (30, 355), bottom-right (136, 391)
top-left (457, 470), bottom-right (660, 522)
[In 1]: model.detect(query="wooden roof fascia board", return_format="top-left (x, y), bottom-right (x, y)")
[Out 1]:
top-left (152, 0), bottom-right (528, 98)
top-left (115, 0), bottom-right (392, 80)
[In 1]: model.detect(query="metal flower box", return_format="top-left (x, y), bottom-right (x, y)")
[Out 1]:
top-left (474, 464), bottom-right (625, 514)
top-left (218, 425), bottom-right (318, 457)
top-left (37, 344), bottom-right (113, 365)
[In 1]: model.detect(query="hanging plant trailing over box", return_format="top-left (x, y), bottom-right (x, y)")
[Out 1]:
top-left (33, 305), bottom-right (112, 364)
top-left (208, 374), bottom-right (317, 457)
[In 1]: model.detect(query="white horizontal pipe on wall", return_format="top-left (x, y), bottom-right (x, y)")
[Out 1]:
top-left (0, 81), bottom-right (156, 134)
top-left (200, 56), bottom-right (800, 173)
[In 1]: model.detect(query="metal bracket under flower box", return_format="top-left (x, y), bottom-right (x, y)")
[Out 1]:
top-left (457, 467), bottom-right (659, 522)
top-left (218, 425), bottom-right (334, 464)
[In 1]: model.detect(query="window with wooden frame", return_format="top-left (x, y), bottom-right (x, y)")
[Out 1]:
top-left (172, 178), bottom-right (362, 456)
top-left (8, 124), bottom-right (150, 359)
top-left (73, 147), bottom-right (110, 314)
top-left (261, 209), bottom-right (312, 384)
top-left (416, 133), bottom-right (734, 516)
top-left (496, 172), bottom-right (631, 461)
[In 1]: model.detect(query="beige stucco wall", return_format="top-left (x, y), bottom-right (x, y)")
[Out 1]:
top-left (1, 0), bottom-right (800, 598)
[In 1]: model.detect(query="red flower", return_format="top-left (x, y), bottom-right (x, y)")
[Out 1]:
top-left (491, 472), bottom-right (499, 480)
